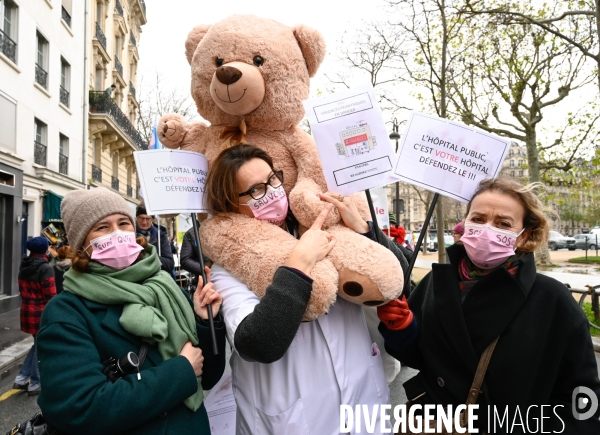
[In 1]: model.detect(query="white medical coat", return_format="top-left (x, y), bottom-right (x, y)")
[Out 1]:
top-left (211, 264), bottom-right (390, 435)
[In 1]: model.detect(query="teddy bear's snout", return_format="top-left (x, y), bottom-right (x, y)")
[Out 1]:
top-left (216, 66), bottom-right (243, 85)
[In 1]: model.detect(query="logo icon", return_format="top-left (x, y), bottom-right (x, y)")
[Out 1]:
top-left (572, 386), bottom-right (598, 420)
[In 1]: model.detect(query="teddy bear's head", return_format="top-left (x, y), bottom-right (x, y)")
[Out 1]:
top-left (184, 15), bottom-right (326, 131)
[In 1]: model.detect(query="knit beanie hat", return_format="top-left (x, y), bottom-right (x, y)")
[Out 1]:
top-left (389, 213), bottom-right (397, 226)
top-left (61, 187), bottom-right (135, 252)
top-left (453, 222), bottom-right (465, 235)
top-left (26, 236), bottom-right (49, 254)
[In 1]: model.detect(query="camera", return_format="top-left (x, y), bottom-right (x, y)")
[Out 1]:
top-left (102, 352), bottom-right (140, 383)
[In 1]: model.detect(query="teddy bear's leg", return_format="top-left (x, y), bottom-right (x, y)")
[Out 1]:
top-left (199, 214), bottom-right (339, 320)
top-left (325, 225), bottom-right (404, 306)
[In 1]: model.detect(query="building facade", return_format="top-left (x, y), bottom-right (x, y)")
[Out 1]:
top-left (0, 0), bottom-right (146, 297)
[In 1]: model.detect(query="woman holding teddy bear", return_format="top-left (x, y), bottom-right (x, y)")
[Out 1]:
top-left (204, 143), bottom-right (412, 434)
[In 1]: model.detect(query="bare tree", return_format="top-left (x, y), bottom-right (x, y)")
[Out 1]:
top-left (136, 72), bottom-right (198, 143)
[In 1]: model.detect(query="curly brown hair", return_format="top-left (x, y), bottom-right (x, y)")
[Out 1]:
top-left (466, 178), bottom-right (551, 253)
top-left (70, 236), bottom-right (148, 273)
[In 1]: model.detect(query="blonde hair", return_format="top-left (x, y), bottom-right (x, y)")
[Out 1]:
top-left (466, 178), bottom-right (551, 253)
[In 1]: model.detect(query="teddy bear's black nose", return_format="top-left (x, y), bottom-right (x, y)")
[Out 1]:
top-left (216, 66), bottom-right (243, 85)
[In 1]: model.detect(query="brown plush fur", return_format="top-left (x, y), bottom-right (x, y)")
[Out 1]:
top-left (158, 15), bottom-right (403, 319)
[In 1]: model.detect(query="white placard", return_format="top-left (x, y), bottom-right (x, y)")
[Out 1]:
top-left (134, 150), bottom-right (208, 215)
top-left (369, 186), bottom-right (390, 230)
top-left (393, 112), bottom-right (510, 203)
top-left (303, 85), bottom-right (400, 195)
top-left (204, 371), bottom-right (236, 435)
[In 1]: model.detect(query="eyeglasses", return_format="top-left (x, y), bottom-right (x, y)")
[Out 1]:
top-left (238, 170), bottom-right (284, 201)
top-left (137, 216), bottom-right (153, 222)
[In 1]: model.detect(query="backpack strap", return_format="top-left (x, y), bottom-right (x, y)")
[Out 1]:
top-left (465, 336), bottom-right (500, 406)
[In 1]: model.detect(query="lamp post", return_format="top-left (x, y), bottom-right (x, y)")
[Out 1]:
top-left (389, 118), bottom-right (401, 228)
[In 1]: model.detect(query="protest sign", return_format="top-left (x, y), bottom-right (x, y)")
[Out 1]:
top-left (303, 85), bottom-right (400, 195)
top-left (369, 186), bottom-right (390, 230)
top-left (205, 371), bottom-right (236, 435)
top-left (393, 112), bottom-right (510, 203)
top-left (134, 149), bottom-right (208, 215)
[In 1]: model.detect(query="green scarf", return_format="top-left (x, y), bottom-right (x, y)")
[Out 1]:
top-left (63, 244), bottom-right (203, 411)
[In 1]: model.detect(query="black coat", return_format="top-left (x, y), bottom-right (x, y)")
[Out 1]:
top-left (388, 244), bottom-right (600, 434)
top-left (180, 227), bottom-right (211, 277)
top-left (137, 224), bottom-right (174, 273)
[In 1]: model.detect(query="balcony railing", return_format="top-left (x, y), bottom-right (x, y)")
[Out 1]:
top-left (59, 86), bottom-right (70, 107)
top-left (35, 64), bottom-right (48, 88)
top-left (130, 30), bottom-right (137, 47)
top-left (89, 91), bottom-right (146, 150)
top-left (59, 154), bottom-right (68, 175)
top-left (34, 141), bottom-right (47, 166)
top-left (111, 176), bottom-right (120, 191)
top-left (115, 57), bottom-right (123, 79)
top-left (127, 184), bottom-right (133, 197)
top-left (95, 23), bottom-right (107, 51)
top-left (0, 29), bottom-right (17, 63)
top-left (61, 6), bottom-right (71, 27)
top-left (129, 81), bottom-right (136, 100)
top-left (92, 164), bottom-right (102, 182)
top-left (115, 0), bottom-right (124, 17)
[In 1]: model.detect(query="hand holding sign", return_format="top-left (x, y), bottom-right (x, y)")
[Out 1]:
top-left (284, 204), bottom-right (336, 276)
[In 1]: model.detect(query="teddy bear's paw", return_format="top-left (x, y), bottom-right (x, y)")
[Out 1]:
top-left (158, 115), bottom-right (187, 148)
top-left (302, 259), bottom-right (338, 321)
top-left (338, 267), bottom-right (388, 307)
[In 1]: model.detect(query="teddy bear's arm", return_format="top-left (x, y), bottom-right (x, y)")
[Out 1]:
top-left (157, 114), bottom-right (209, 154)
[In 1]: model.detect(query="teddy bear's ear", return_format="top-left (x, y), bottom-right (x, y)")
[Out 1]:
top-left (293, 25), bottom-right (326, 78)
top-left (185, 25), bottom-right (212, 65)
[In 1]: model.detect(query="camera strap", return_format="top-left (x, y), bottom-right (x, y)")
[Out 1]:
top-left (137, 343), bottom-right (149, 380)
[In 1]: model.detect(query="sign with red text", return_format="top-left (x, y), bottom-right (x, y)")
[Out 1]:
top-left (369, 186), bottom-right (390, 230)
top-left (303, 85), bottom-right (400, 195)
top-left (393, 112), bottom-right (510, 203)
top-left (134, 150), bottom-right (208, 215)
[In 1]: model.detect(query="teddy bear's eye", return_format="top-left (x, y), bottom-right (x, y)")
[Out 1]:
top-left (253, 56), bottom-right (264, 67)
top-left (215, 58), bottom-right (224, 67)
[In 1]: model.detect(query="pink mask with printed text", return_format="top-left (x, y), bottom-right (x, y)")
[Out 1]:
top-left (86, 230), bottom-right (143, 270)
top-left (461, 223), bottom-right (525, 269)
top-left (242, 185), bottom-right (289, 226)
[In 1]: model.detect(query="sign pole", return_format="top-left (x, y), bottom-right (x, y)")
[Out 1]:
top-left (403, 193), bottom-right (439, 295)
top-left (364, 190), bottom-right (383, 244)
top-left (191, 213), bottom-right (218, 355)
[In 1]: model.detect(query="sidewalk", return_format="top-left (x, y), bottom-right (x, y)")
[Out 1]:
top-left (0, 336), bottom-right (33, 374)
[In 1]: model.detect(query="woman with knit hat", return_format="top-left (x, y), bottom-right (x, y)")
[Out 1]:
top-left (36, 187), bottom-right (226, 434)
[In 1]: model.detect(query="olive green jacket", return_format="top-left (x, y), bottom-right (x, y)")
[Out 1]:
top-left (37, 290), bottom-right (226, 434)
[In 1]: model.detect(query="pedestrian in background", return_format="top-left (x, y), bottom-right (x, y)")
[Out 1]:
top-left (136, 206), bottom-right (175, 274)
top-left (452, 221), bottom-right (464, 243)
top-left (180, 226), bottom-right (212, 279)
top-left (13, 236), bottom-right (56, 396)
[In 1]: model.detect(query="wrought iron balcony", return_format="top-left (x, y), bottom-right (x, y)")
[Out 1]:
top-left (95, 23), bottom-right (107, 51)
top-left (92, 164), bottom-right (102, 182)
top-left (0, 29), bottom-right (16, 63)
top-left (61, 6), bottom-right (71, 27)
top-left (59, 86), bottom-right (70, 107)
top-left (115, 57), bottom-right (123, 79)
top-left (129, 81), bottom-right (136, 100)
top-left (127, 185), bottom-right (133, 197)
top-left (115, 0), bottom-right (124, 17)
top-left (59, 154), bottom-right (68, 175)
top-left (35, 64), bottom-right (48, 89)
top-left (89, 91), bottom-right (146, 150)
top-left (111, 176), bottom-right (120, 191)
top-left (34, 141), bottom-right (47, 166)
top-left (130, 30), bottom-right (137, 47)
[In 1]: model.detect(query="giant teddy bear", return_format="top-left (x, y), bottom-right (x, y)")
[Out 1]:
top-left (158, 15), bottom-right (404, 320)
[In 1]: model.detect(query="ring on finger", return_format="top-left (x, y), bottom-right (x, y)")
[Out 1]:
top-left (338, 194), bottom-right (345, 201)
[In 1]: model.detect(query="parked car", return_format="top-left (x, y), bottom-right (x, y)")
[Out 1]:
top-left (573, 234), bottom-right (599, 250)
top-left (548, 231), bottom-right (577, 251)
top-left (433, 235), bottom-right (455, 251)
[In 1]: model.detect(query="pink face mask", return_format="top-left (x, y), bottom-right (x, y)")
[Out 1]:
top-left (461, 223), bottom-right (525, 269)
top-left (86, 230), bottom-right (143, 270)
top-left (241, 185), bottom-right (288, 226)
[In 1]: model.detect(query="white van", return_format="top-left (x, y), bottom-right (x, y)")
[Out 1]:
top-left (590, 228), bottom-right (600, 235)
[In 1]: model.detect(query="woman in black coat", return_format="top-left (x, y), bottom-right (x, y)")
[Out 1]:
top-left (378, 178), bottom-right (600, 434)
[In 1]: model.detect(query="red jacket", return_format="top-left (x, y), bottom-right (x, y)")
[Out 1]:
top-left (19, 254), bottom-right (56, 334)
